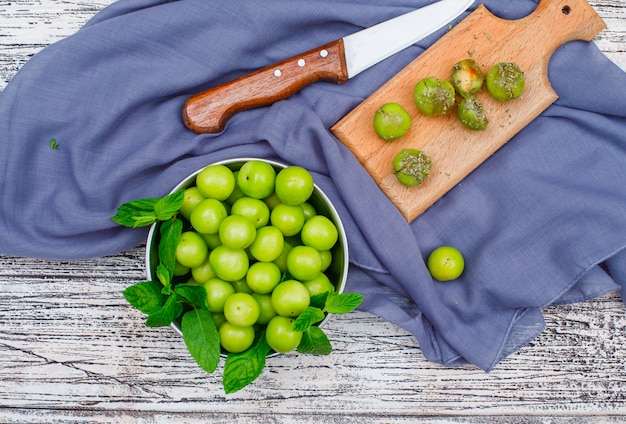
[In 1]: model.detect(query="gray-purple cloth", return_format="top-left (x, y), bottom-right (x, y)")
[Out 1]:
top-left (1, 0), bottom-right (625, 371)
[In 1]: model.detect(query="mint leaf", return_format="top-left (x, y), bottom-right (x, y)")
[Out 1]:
top-left (297, 326), bottom-right (332, 356)
top-left (123, 281), bottom-right (166, 314)
top-left (111, 198), bottom-right (160, 228)
top-left (181, 309), bottom-right (220, 374)
top-left (156, 263), bottom-right (172, 290)
top-left (309, 291), bottom-right (330, 309)
top-left (157, 218), bottom-right (182, 289)
top-left (124, 198), bottom-right (160, 210)
top-left (223, 331), bottom-right (270, 394)
top-left (119, 210), bottom-right (158, 228)
top-left (324, 292), bottom-right (363, 315)
top-left (154, 190), bottom-right (185, 221)
top-left (112, 192), bottom-right (184, 228)
top-left (175, 284), bottom-right (209, 310)
top-left (145, 293), bottom-right (183, 327)
top-left (293, 306), bottom-right (326, 332)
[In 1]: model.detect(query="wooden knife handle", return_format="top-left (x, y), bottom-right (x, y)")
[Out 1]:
top-left (183, 39), bottom-right (349, 133)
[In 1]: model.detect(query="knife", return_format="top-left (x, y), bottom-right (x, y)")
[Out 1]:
top-left (183, 0), bottom-right (475, 134)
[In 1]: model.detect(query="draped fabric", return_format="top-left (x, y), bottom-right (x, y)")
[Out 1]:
top-left (1, 0), bottom-right (625, 370)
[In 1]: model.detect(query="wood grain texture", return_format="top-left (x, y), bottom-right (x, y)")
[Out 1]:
top-left (1, 1), bottom-right (625, 422)
top-left (183, 39), bottom-right (349, 133)
top-left (332, 0), bottom-right (607, 222)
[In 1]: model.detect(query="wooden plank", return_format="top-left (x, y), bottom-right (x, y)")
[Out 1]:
top-left (1, 251), bottom-right (626, 420)
top-left (331, 0), bottom-right (606, 221)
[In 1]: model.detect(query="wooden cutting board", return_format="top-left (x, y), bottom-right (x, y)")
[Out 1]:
top-left (331, 0), bottom-right (605, 222)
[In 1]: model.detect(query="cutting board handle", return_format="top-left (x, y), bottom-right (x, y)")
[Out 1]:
top-left (477, 0), bottom-right (606, 100)
top-left (520, 0), bottom-right (606, 46)
top-left (331, 0), bottom-right (606, 222)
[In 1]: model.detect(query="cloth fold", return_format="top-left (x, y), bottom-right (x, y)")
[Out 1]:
top-left (1, 0), bottom-right (625, 371)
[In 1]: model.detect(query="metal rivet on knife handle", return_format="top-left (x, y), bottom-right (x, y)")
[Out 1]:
top-left (182, 40), bottom-right (349, 134)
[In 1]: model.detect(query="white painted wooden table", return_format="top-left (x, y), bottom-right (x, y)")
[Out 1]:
top-left (1, 1), bottom-right (625, 422)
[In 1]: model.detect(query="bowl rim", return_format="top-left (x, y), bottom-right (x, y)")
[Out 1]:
top-left (145, 157), bottom-right (350, 341)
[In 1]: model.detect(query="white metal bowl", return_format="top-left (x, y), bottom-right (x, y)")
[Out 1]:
top-left (145, 157), bottom-right (349, 339)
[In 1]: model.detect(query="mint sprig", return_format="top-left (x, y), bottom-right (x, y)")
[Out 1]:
top-left (122, 280), bottom-right (166, 315)
top-left (156, 218), bottom-right (182, 294)
top-left (112, 192), bottom-right (364, 394)
top-left (293, 292), bottom-right (363, 355)
top-left (145, 293), bottom-right (183, 327)
top-left (223, 331), bottom-right (271, 394)
top-left (182, 308), bottom-right (221, 374)
top-left (175, 284), bottom-right (210, 310)
top-left (111, 190), bottom-right (184, 228)
top-left (293, 306), bottom-right (326, 330)
top-left (324, 292), bottom-right (364, 314)
top-left (298, 326), bottom-right (332, 356)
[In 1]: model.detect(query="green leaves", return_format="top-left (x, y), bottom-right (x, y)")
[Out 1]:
top-left (157, 218), bottom-right (182, 292)
top-left (223, 332), bottom-right (271, 394)
top-left (123, 281), bottom-right (211, 328)
top-left (293, 306), bottom-right (326, 331)
top-left (325, 292), bottom-right (364, 314)
top-left (175, 284), bottom-right (209, 310)
top-left (182, 309), bottom-right (220, 374)
top-left (123, 280), bottom-right (166, 314)
top-left (112, 190), bottom-right (365, 394)
top-left (154, 193), bottom-right (185, 221)
top-left (293, 292), bottom-right (363, 356)
top-left (298, 326), bottom-right (332, 356)
top-left (220, 290), bottom-right (364, 393)
top-left (111, 190), bottom-right (184, 228)
top-left (145, 293), bottom-right (183, 327)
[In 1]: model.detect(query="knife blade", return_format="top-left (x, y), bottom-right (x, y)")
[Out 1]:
top-left (183, 0), bottom-right (475, 133)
